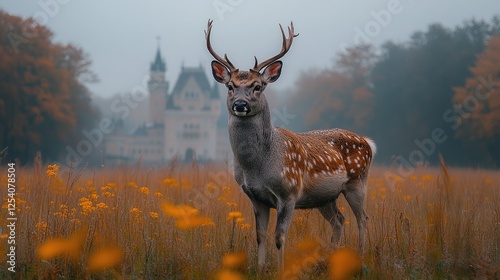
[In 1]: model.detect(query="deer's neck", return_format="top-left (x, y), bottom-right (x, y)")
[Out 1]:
top-left (228, 101), bottom-right (274, 168)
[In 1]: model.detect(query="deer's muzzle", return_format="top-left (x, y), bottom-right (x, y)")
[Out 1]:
top-left (233, 100), bottom-right (250, 116)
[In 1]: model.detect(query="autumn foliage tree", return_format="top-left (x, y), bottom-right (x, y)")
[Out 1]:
top-left (452, 36), bottom-right (500, 164)
top-left (288, 44), bottom-right (375, 133)
top-left (287, 17), bottom-right (499, 166)
top-left (0, 10), bottom-right (99, 163)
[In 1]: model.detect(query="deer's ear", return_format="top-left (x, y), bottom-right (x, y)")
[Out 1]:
top-left (211, 61), bottom-right (230, 84)
top-left (262, 61), bottom-right (282, 83)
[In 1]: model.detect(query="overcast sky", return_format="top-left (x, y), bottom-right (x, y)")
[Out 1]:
top-left (2, 1), bottom-right (499, 97)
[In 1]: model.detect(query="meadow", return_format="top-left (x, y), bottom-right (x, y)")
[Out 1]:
top-left (1, 156), bottom-right (499, 279)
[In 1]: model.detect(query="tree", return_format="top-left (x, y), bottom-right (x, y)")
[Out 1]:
top-left (370, 19), bottom-right (495, 165)
top-left (452, 36), bottom-right (500, 165)
top-left (0, 10), bottom-right (99, 163)
top-left (288, 44), bottom-right (375, 133)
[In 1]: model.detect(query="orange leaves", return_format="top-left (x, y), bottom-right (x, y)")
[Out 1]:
top-left (37, 227), bottom-right (86, 261)
top-left (161, 202), bottom-right (199, 218)
top-left (282, 238), bottom-right (323, 279)
top-left (452, 36), bottom-right (500, 141)
top-left (222, 252), bottom-right (247, 270)
top-left (282, 238), bottom-right (363, 280)
top-left (215, 252), bottom-right (248, 280)
top-left (87, 246), bottom-right (124, 272)
top-left (175, 215), bottom-right (215, 230)
top-left (161, 202), bottom-right (214, 230)
top-left (37, 228), bottom-right (124, 273)
top-left (328, 248), bottom-right (362, 280)
top-left (0, 11), bottom-right (99, 164)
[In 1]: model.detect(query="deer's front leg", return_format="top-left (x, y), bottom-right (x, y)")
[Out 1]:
top-left (275, 199), bottom-right (296, 274)
top-left (251, 200), bottom-right (270, 272)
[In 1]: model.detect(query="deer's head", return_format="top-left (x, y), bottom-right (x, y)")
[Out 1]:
top-left (205, 20), bottom-right (298, 117)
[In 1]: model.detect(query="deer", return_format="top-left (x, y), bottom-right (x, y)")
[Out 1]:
top-left (205, 19), bottom-right (376, 273)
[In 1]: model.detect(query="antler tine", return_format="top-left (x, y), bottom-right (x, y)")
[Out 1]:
top-left (253, 21), bottom-right (298, 72)
top-left (205, 19), bottom-right (236, 71)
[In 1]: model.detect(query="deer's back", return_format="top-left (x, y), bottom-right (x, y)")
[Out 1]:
top-left (275, 127), bottom-right (374, 191)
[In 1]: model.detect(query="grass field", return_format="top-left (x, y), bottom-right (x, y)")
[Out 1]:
top-left (1, 156), bottom-right (499, 279)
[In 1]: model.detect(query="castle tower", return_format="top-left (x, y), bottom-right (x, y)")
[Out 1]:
top-left (148, 37), bottom-right (169, 125)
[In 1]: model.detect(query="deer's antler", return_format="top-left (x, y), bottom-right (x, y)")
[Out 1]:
top-left (252, 22), bottom-right (299, 72)
top-left (205, 19), bottom-right (237, 72)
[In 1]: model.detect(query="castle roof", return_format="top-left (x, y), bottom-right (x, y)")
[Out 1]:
top-left (166, 66), bottom-right (219, 110)
top-left (150, 47), bottom-right (166, 72)
top-left (171, 66), bottom-right (214, 95)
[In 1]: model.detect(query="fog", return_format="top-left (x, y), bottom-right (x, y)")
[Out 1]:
top-left (3, 1), bottom-right (499, 97)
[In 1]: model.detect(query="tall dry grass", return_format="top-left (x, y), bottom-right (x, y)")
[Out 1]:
top-left (0, 156), bottom-right (499, 279)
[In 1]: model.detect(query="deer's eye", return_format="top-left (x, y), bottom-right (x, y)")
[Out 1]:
top-left (253, 85), bottom-right (261, 92)
top-left (227, 85), bottom-right (234, 92)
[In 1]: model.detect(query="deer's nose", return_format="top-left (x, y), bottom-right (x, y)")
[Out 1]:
top-left (233, 100), bottom-right (249, 112)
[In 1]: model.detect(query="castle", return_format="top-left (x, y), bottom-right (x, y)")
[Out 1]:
top-left (104, 44), bottom-right (231, 164)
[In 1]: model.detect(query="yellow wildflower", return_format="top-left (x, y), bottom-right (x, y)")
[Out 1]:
top-left (139, 187), bottom-right (150, 195)
top-left (130, 207), bottom-right (141, 215)
top-left (46, 164), bottom-right (60, 177)
top-left (154, 191), bottom-right (163, 198)
top-left (79, 197), bottom-right (95, 215)
top-left (149, 211), bottom-right (159, 219)
top-left (54, 204), bottom-right (69, 218)
top-left (102, 191), bottom-right (116, 198)
top-left (206, 182), bottom-right (218, 194)
top-left (163, 178), bottom-right (179, 188)
top-left (240, 223), bottom-right (251, 230)
top-left (227, 211), bottom-right (242, 220)
top-left (222, 186), bottom-right (232, 197)
top-left (35, 221), bottom-right (48, 231)
top-left (422, 174), bottom-right (432, 181)
top-left (89, 193), bottom-right (99, 201)
top-left (181, 179), bottom-right (192, 190)
top-left (226, 202), bottom-right (238, 208)
top-left (96, 202), bottom-right (109, 211)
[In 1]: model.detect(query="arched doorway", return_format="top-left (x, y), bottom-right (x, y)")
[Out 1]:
top-left (184, 148), bottom-right (195, 162)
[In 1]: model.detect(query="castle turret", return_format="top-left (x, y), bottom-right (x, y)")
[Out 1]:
top-left (148, 38), bottom-right (169, 125)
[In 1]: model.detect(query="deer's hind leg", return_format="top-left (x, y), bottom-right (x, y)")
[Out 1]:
top-left (343, 178), bottom-right (368, 255)
top-left (318, 199), bottom-right (344, 248)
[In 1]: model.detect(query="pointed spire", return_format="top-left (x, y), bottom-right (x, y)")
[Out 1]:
top-left (151, 36), bottom-right (166, 72)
